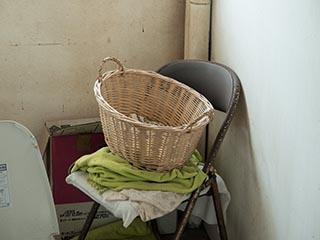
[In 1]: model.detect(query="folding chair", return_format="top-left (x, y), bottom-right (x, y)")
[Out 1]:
top-left (69, 60), bottom-right (241, 240)
top-left (157, 60), bottom-right (241, 240)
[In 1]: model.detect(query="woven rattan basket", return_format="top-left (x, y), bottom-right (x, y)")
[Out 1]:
top-left (94, 57), bottom-right (214, 171)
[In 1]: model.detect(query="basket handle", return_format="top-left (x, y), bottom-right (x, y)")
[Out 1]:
top-left (97, 56), bottom-right (125, 82)
top-left (185, 109), bottom-right (214, 132)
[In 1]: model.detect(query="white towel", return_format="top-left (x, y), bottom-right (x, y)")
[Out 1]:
top-left (66, 172), bottom-right (231, 227)
top-left (102, 189), bottom-right (185, 222)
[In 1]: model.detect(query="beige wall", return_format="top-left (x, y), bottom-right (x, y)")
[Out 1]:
top-left (0, 0), bottom-right (185, 141)
top-left (212, 0), bottom-right (320, 239)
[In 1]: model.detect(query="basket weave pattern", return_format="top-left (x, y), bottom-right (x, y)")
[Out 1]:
top-left (94, 57), bottom-right (214, 171)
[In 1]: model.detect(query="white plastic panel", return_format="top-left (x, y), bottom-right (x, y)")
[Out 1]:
top-left (0, 121), bottom-right (59, 240)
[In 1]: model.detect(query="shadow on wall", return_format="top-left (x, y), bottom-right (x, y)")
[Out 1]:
top-left (212, 93), bottom-right (274, 240)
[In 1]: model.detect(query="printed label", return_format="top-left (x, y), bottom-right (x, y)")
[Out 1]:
top-left (0, 163), bottom-right (10, 208)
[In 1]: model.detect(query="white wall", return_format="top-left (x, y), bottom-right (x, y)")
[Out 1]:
top-left (0, 0), bottom-right (185, 141)
top-left (212, 0), bottom-right (320, 239)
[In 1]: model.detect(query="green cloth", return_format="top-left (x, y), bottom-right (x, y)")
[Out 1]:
top-left (71, 147), bottom-right (206, 194)
top-left (71, 218), bottom-right (156, 240)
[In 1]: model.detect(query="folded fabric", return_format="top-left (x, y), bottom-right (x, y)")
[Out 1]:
top-left (102, 189), bottom-right (185, 222)
top-left (71, 147), bottom-right (206, 194)
top-left (66, 171), bottom-right (231, 228)
top-left (71, 218), bottom-right (156, 240)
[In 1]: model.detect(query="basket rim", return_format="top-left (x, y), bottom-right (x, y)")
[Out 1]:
top-left (98, 101), bottom-right (211, 132)
top-left (94, 68), bottom-right (214, 132)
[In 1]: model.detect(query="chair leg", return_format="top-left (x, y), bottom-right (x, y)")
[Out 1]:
top-left (173, 187), bottom-right (202, 240)
top-left (211, 174), bottom-right (228, 240)
top-left (151, 219), bottom-right (162, 240)
top-left (78, 201), bottom-right (100, 240)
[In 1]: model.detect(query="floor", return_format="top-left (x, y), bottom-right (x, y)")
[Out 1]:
top-left (159, 226), bottom-right (211, 240)
top-left (154, 211), bottom-right (215, 240)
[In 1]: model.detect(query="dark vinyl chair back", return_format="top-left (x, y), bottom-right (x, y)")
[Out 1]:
top-left (157, 60), bottom-right (241, 240)
top-left (158, 60), bottom-right (241, 168)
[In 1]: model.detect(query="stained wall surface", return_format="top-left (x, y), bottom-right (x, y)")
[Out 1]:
top-left (0, 0), bottom-right (185, 140)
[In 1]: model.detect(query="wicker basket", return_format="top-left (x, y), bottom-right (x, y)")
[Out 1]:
top-left (94, 57), bottom-right (214, 171)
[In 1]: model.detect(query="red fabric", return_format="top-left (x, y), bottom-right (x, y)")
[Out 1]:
top-left (51, 133), bottom-right (105, 204)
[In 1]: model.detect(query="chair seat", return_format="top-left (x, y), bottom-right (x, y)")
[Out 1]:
top-left (66, 171), bottom-right (231, 227)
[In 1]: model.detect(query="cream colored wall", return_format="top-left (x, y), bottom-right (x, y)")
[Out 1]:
top-left (212, 0), bottom-right (320, 239)
top-left (0, 0), bottom-right (185, 141)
